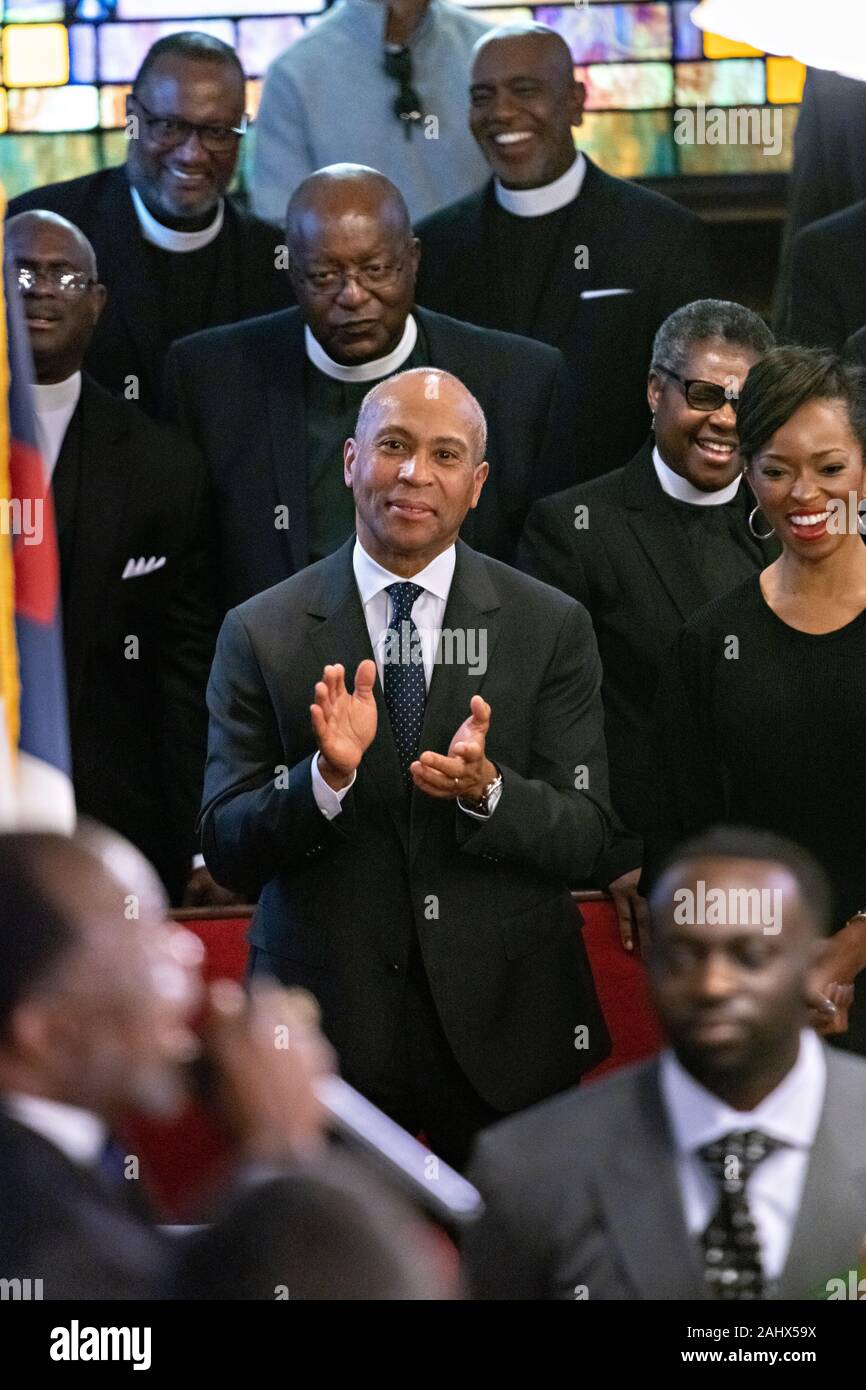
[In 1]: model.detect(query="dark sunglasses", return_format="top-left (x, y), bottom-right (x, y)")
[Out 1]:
top-left (655, 365), bottom-right (740, 413)
top-left (383, 47), bottom-right (423, 137)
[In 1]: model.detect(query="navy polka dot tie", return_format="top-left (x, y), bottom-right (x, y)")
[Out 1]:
top-left (698, 1129), bottom-right (785, 1300)
top-left (383, 582), bottom-right (427, 783)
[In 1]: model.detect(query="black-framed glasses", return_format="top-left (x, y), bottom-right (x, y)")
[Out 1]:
top-left (129, 94), bottom-right (248, 152)
top-left (296, 250), bottom-right (412, 296)
top-left (16, 265), bottom-right (97, 297)
top-left (383, 46), bottom-right (423, 138)
top-left (655, 365), bottom-right (740, 413)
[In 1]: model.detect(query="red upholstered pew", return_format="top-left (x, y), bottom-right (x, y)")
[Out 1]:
top-left (123, 895), bottom-right (664, 1217)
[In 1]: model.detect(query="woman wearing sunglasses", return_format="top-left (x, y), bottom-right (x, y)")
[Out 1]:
top-left (647, 346), bottom-right (866, 1052)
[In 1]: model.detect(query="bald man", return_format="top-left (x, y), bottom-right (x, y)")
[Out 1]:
top-left (200, 366), bottom-right (617, 1168)
top-left (163, 163), bottom-right (577, 611)
top-left (7, 32), bottom-right (292, 417)
top-left (6, 209), bottom-right (220, 907)
top-left (416, 24), bottom-right (722, 478)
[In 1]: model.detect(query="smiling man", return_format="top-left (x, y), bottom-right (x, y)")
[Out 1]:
top-left (7, 32), bottom-right (292, 416)
top-left (415, 23), bottom-right (722, 477)
top-left (164, 163), bottom-right (577, 611)
top-left (464, 826), bottom-right (866, 1300)
top-left (199, 367), bottom-right (618, 1168)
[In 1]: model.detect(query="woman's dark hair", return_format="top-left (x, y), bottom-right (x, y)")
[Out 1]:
top-left (737, 345), bottom-right (866, 466)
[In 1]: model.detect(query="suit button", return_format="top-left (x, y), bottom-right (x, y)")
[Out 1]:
top-left (387, 961), bottom-right (402, 974)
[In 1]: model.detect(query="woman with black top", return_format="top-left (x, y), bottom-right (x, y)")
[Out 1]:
top-left (648, 346), bottom-right (866, 1052)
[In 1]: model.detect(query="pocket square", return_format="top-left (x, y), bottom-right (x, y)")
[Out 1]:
top-left (122, 555), bottom-right (167, 579)
top-left (580, 288), bottom-right (635, 300)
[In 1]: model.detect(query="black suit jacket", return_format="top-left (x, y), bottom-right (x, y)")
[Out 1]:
top-left (58, 375), bottom-right (218, 902)
top-left (163, 306), bottom-right (578, 611)
top-left (0, 1110), bottom-right (169, 1299)
top-left (199, 538), bottom-right (614, 1113)
top-left (518, 441), bottom-right (778, 873)
top-left (414, 159), bottom-right (721, 477)
top-left (465, 1047), bottom-right (866, 1300)
top-left (781, 199), bottom-right (866, 350)
top-left (8, 166), bottom-right (293, 416)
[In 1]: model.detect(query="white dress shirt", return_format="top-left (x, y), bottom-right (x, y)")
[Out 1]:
top-left (659, 1030), bottom-right (827, 1280)
top-left (304, 314), bottom-right (418, 383)
top-left (312, 538), bottom-right (501, 820)
top-left (32, 371), bottom-right (82, 478)
top-left (4, 1092), bottom-right (106, 1168)
top-left (130, 184), bottom-right (224, 252)
top-left (652, 444), bottom-right (742, 506)
top-left (495, 152), bottom-right (586, 218)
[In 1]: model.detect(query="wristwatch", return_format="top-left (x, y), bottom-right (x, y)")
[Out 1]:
top-left (461, 768), bottom-right (503, 816)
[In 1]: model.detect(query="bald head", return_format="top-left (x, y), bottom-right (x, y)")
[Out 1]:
top-left (286, 164), bottom-right (412, 248)
top-left (6, 209), bottom-right (97, 279)
top-left (358, 368), bottom-right (487, 463)
top-left (287, 164), bottom-right (420, 367)
top-left (469, 23), bottom-right (584, 189)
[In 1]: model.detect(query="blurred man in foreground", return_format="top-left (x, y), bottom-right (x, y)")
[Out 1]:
top-left (0, 827), bottom-right (446, 1299)
top-left (465, 827), bottom-right (866, 1299)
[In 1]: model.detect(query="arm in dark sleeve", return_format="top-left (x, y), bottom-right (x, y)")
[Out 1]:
top-left (517, 494), bottom-right (592, 608)
top-left (198, 610), bottom-right (355, 893)
top-left (158, 451), bottom-right (220, 869)
top-left (655, 213), bottom-right (723, 317)
top-left (456, 600), bottom-right (613, 883)
top-left (784, 231), bottom-right (846, 349)
top-left (531, 352), bottom-right (581, 497)
top-left (161, 340), bottom-right (198, 439)
top-left (640, 623), bottom-right (725, 892)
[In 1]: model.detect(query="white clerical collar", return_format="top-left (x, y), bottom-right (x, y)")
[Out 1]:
top-left (305, 314), bottom-right (418, 383)
top-left (652, 444), bottom-right (742, 507)
top-left (32, 371), bottom-right (81, 415)
top-left (4, 1092), bottom-right (107, 1168)
top-left (353, 537), bottom-right (456, 606)
top-left (495, 152), bottom-right (586, 218)
top-left (660, 1031), bottom-right (826, 1158)
top-left (130, 184), bottom-right (224, 252)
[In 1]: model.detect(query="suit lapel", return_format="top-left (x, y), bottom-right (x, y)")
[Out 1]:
top-left (306, 540), bottom-right (409, 854)
top-left (409, 543), bottom-right (501, 863)
top-left (777, 1052), bottom-right (866, 1299)
top-left (96, 172), bottom-right (164, 400)
top-left (61, 378), bottom-right (131, 723)
top-left (264, 310), bottom-right (309, 573)
top-left (624, 442), bottom-right (712, 622)
top-left (597, 1062), bottom-right (711, 1299)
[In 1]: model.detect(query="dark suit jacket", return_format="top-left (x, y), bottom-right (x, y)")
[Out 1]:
top-left (0, 1110), bottom-right (170, 1299)
top-left (781, 199), bottom-right (866, 350)
top-left (414, 159), bottom-right (720, 477)
top-left (199, 538), bottom-right (615, 1113)
top-left (8, 166), bottom-right (293, 416)
top-left (518, 441), bottom-right (778, 877)
top-left (163, 306), bottom-right (578, 611)
top-left (58, 375), bottom-right (218, 902)
top-left (465, 1047), bottom-right (866, 1300)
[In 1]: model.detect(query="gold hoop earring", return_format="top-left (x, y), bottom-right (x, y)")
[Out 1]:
top-left (748, 504), bottom-right (775, 540)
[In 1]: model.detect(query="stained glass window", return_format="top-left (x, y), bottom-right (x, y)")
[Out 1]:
top-left (0, 1), bottom-right (805, 199)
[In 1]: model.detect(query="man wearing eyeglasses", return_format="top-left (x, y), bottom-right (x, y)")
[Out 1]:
top-left (163, 163), bottom-right (578, 612)
top-left (251, 0), bottom-right (491, 228)
top-left (5, 208), bottom-right (224, 910)
top-left (7, 32), bottom-right (292, 418)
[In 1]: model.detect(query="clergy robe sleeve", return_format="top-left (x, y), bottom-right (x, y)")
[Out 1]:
top-left (249, 63), bottom-right (315, 229)
top-left (517, 495), bottom-right (592, 608)
top-left (640, 622), bottom-right (727, 892)
top-left (454, 599), bottom-right (615, 883)
top-left (157, 451), bottom-right (220, 873)
top-left (198, 609), bottom-right (356, 894)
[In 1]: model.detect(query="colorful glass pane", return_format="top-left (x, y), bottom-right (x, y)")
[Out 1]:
top-left (537, 4), bottom-right (671, 63)
top-left (237, 17), bottom-right (306, 78)
top-left (3, 23), bottom-right (69, 87)
top-left (675, 58), bottom-right (765, 106)
top-left (97, 20), bottom-right (235, 84)
top-left (578, 61), bottom-right (674, 109)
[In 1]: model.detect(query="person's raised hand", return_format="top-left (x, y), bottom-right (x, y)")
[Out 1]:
top-left (310, 661), bottom-right (377, 790)
top-left (411, 694), bottom-right (496, 802)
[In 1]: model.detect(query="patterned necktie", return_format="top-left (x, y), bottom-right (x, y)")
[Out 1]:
top-left (698, 1129), bottom-right (785, 1300)
top-left (383, 581), bottom-right (427, 782)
